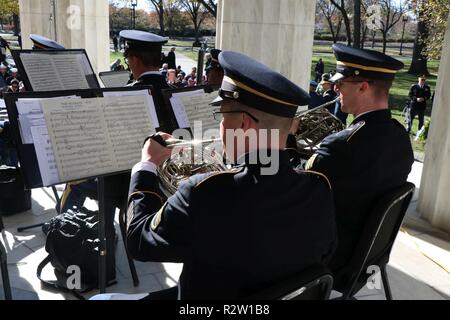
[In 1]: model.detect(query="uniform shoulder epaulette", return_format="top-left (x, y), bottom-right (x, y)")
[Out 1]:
top-left (332, 120), bottom-right (365, 143)
top-left (194, 167), bottom-right (244, 188)
top-left (300, 169), bottom-right (332, 190)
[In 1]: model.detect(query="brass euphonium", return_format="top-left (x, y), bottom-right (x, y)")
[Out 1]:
top-left (294, 98), bottom-right (345, 157)
top-left (157, 138), bottom-right (227, 195)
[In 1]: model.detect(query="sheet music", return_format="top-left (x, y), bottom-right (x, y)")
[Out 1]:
top-left (20, 54), bottom-right (63, 91)
top-left (0, 99), bottom-right (6, 110)
top-left (100, 95), bottom-right (155, 170)
top-left (20, 53), bottom-right (90, 91)
top-left (17, 96), bottom-right (79, 144)
top-left (100, 72), bottom-right (131, 88)
top-left (52, 55), bottom-right (90, 89)
top-left (172, 90), bottom-right (219, 133)
top-left (42, 98), bottom-right (116, 182)
top-left (40, 95), bottom-right (155, 183)
top-left (103, 90), bottom-right (160, 128)
top-left (31, 126), bottom-right (60, 186)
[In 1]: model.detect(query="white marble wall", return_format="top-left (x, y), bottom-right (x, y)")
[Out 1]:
top-left (418, 12), bottom-right (450, 233)
top-left (19, 0), bottom-right (110, 74)
top-left (215, 0), bottom-right (316, 93)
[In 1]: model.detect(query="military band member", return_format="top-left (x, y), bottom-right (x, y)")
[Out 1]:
top-left (408, 75), bottom-right (431, 133)
top-left (289, 44), bottom-right (414, 283)
top-left (59, 30), bottom-right (172, 214)
top-left (92, 51), bottom-right (337, 300)
top-left (121, 30), bottom-right (170, 124)
top-left (30, 34), bottom-right (66, 50)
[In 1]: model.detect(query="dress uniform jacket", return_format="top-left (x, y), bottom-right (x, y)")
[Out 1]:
top-left (126, 150), bottom-right (337, 300)
top-left (133, 72), bottom-right (171, 131)
top-left (409, 84), bottom-right (431, 110)
top-left (303, 109), bottom-right (414, 272)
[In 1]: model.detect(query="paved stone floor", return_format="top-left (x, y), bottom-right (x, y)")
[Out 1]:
top-left (1, 160), bottom-right (450, 300)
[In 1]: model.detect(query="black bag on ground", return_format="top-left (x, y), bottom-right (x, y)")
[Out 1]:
top-left (0, 166), bottom-right (31, 215)
top-left (37, 207), bottom-right (116, 296)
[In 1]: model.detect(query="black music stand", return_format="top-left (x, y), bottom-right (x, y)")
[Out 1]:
top-left (4, 86), bottom-right (157, 293)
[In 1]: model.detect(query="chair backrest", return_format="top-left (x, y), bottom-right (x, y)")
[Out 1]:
top-left (246, 265), bottom-right (334, 300)
top-left (335, 182), bottom-right (415, 297)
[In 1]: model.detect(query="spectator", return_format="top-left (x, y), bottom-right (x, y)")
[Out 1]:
top-left (160, 63), bottom-right (169, 80)
top-left (113, 35), bottom-right (119, 52)
top-left (184, 67), bottom-right (197, 86)
top-left (0, 64), bottom-right (8, 81)
top-left (314, 58), bottom-right (325, 83)
top-left (308, 80), bottom-right (323, 110)
top-left (176, 65), bottom-right (185, 77)
top-left (408, 75), bottom-right (432, 133)
top-left (160, 52), bottom-right (167, 68)
top-left (7, 79), bottom-right (20, 93)
top-left (6, 68), bottom-right (21, 86)
top-left (166, 69), bottom-right (178, 87)
top-left (319, 73), bottom-right (337, 113)
top-left (167, 47), bottom-right (177, 69)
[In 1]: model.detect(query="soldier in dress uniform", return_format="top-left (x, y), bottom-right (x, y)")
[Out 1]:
top-left (120, 30), bottom-right (172, 130)
top-left (407, 75), bottom-right (432, 133)
top-left (59, 30), bottom-right (173, 214)
top-left (91, 51), bottom-right (337, 300)
top-left (288, 44), bottom-right (414, 285)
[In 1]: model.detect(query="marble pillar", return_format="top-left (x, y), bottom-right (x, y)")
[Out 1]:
top-left (19, 0), bottom-right (110, 74)
top-left (215, 0), bottom-right (316, 94)
top-left (418, 12), bottom-right (450, 233)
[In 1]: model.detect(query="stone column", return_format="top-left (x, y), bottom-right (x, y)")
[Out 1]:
top-left (215, 0), bottom-right (316, 93)
top-left (19, 0), bottom-right (110, 74)
top-left (417, 12), bottom-right (450, 233)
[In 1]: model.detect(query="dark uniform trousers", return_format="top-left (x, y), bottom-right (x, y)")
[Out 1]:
top-left (126, 151), bottom-right (337, 300)
top-left (289, 110), bottom-right (414, 279)
top-left (408, 84), bottom-right (431, 132)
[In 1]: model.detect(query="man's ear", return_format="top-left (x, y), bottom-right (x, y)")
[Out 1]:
top-left (360, 81), bottom-right (370, 92)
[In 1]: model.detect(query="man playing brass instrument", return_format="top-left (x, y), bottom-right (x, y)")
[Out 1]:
top-left (289, 44), bottom-right (414, 284)
top-left (92, 51), bottom-right (337, 300)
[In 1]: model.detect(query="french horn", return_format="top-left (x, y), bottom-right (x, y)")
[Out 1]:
top-left (294, 98), bottom-right (345, 158)
top-left (157, 139), bottom-right (227, 195)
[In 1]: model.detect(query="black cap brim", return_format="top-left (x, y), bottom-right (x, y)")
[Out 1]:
top-left (209, 95), bottom-right (223, 106)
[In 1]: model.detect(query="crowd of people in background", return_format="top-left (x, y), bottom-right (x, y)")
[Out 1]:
top-left (0, 63), bottom-right (25, 97)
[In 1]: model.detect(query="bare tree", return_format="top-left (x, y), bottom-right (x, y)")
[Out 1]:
top-left (147, 0), bottom-right (165, 35)
top-left (378, 0), bottom-right (405, 53)
top-left (408, 0), bottom-right (430, 75)
top-left (354, 0), bottom-right (361, 48)
top-left (165, 0), bottom-right (181, 37)
top-left (317, 0), bottom-right (344, 43)
top-left (330, 0), bottom-right (353, 45)
top-left (180, 0), bottom-right (208, 45)
top-left (198, 0), bottom-right (217, 18)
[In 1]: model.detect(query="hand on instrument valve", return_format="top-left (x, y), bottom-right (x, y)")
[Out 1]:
top-left (142, 133), bottom-right (174, 166)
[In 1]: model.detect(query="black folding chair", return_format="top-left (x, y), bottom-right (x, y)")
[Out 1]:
top-left (0, 214), bottom-right (12, 300)
top-left (247, 265), bottom-right (334, 300)
top-left (333, 182), bottom-right (415, 300)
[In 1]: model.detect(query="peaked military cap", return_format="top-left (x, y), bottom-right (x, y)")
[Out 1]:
top-left (330, 44), bottom-right (404, 82)
top-left (30, 34), bottom-right (65, 50)
top-left (120, 30), bottom-right (168, 51)
top-left (211, 51), bottom-right (310, 118)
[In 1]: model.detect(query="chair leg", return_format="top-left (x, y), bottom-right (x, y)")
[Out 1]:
top-left (119, 205), bottom-right (139, 286)
top-left (381, 265), bottom-right (393, 300)
top-left (1, 242), bottom-right (12, 300)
